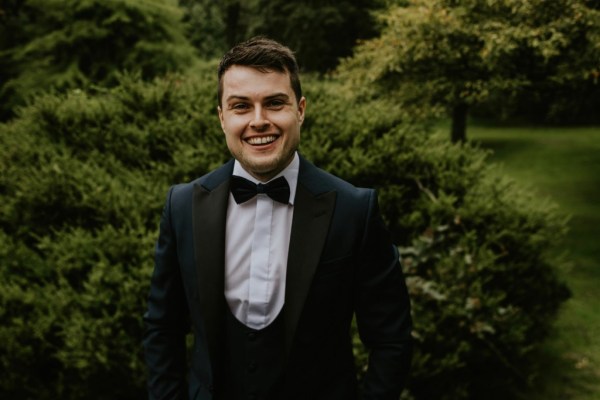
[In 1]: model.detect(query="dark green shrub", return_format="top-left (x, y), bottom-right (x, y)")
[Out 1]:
top-left (0, 61), bottom-right (226, 399)
top-left (300, 76), bottom-right (570, 399)
top-left (0, 67), bottom-right (568, 399)
top-left (0, 0), bottom-right (196, 120)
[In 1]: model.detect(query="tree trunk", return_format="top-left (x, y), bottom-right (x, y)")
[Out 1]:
top-left (225, 1), bottom-right (241, 48)
top-left (451, 102), bottom-right (468, 143)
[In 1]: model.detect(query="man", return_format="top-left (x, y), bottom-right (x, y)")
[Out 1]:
top-left (143, 37), bottom-right (412, 400)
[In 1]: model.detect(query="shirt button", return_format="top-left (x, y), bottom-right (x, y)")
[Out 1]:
top-left (247, 362), bottom-right (257, 373)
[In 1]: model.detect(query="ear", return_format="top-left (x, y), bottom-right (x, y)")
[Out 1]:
top-left (217, 105), bottom-right (225, 132)
top-left (297, 96), bottom-right (306, 125)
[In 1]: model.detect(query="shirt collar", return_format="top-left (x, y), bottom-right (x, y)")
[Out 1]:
top-left (232, 152), bottom-right (299, 205)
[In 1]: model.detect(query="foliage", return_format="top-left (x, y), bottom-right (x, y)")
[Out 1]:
top-left (0, 0), bottom-right (196, 121)
top-left (338, 0), bottom-right (600, 141)
top-left (179, 0), bottom-right (383, 72)
top-left (0, 67), bottom-right (568, 399)
top-left (470, 125), bottom-right (600, 399)
top-left (301, 76), bottom-right (570, 399)
top-left (0, 60), bottom-right (226, 399)
top-left (247, 0), bottom-right (382, 72)
top-left (178, 0), bottom-right (245, 58)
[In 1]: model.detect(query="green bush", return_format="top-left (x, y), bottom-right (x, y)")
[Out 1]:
top-left (0, 0), bottom-right (196, 120)
top-left (300, 77), bottom-right (570, 399)
top-left (0, 67), bottom-right (568, 399)
top-left (0, 60), bottom-right (226, 399)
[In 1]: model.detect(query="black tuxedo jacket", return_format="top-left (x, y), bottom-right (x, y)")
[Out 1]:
top-left (143, 156), bottom-right (412, 400)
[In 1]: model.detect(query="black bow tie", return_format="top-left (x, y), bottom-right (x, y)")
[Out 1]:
top-left (230, 175), bottom-right (290, 204)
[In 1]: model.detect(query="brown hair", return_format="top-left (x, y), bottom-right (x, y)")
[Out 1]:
top-left (217, 36), bottom-right (302, 105)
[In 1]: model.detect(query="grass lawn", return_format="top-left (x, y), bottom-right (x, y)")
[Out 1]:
top-left (462, 124), bottom-right (600, 399)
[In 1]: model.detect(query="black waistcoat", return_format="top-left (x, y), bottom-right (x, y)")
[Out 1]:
top-left (220, 308), bottom-right (286, 400)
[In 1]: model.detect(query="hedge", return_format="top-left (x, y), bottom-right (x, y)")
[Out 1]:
top-left (0, 62), bottom-right (569, 399)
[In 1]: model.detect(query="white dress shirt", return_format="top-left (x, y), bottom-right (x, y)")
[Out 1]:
top-left (224, 152), bottom-right (299, 329)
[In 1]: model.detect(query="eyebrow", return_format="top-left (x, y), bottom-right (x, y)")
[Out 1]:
top-left (265, 93), bottom-right (290, 101)
top-left (224, 93), bottom-right (291, 103)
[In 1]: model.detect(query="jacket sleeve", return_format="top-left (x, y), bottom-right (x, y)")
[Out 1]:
top-left (355, 190), bottom-right (413, 399)
top-left (143, 186), bottom-right (190, 400)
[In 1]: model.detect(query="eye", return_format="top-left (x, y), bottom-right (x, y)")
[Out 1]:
top-left (231, 102), bottom-right (250, 111)
top-left (267, 99), bottom-right (286, 109)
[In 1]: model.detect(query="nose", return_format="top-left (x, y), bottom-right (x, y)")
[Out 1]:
top-left (249, 106), bottom-right (270, 131)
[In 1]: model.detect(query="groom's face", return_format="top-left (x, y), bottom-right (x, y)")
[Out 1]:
top-left (218, 65), bottom-right (306, 182)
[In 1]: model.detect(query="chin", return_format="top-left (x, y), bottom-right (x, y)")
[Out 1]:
top-left (246, 160), bottom-right (285, 179)
top-left (250, 164), bottom-right (280, 178)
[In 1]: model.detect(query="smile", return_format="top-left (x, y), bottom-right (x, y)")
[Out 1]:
top-left (246, 135), bottom-right (278, 145)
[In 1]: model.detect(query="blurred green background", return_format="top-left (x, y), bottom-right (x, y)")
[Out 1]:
top-left (1, 1), bottom-right (598, 399)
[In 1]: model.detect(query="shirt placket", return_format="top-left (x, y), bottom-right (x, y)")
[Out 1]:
top-left (246, 194), bottom-right (273, 329)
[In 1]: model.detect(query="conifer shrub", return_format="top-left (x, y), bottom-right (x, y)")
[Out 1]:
top-left (0, 60), bottom-right (226, 399)
top-left (0, 66), bottom-right (568, 399)
top-left (0, 0), bottom-right (196, 120)
top-left (300, 77), bottom-right (570, 399)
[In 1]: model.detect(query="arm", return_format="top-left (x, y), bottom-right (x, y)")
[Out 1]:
top-left (143, 187), bottom-right (190, 400)
top-left (355, 190), bottom-right (413, 399)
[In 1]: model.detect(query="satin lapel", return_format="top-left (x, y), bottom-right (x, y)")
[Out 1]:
top-left (192, 179), bottom-right (229, 371)
top-left (284, 182), bottom-right (336, 357)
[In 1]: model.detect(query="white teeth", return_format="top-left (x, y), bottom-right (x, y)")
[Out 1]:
top-left (247, 135), bottom-right (277, 145)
